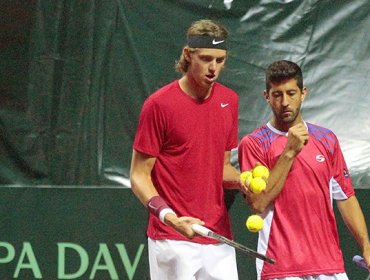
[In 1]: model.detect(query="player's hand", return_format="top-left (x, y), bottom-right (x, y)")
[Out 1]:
top-left (239, 172), bottom-right (251, 195)
top-left (164, 214), bottom-right (204, 239)
top-left (239, 163), bottom-right (268, 195)
top-left (285, 123), bottom-right (309, 157)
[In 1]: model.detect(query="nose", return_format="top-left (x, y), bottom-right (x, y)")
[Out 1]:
top-left (209, 60), bottom-right (217, 71)
top-left (281, 93), bottom-right (289, 107)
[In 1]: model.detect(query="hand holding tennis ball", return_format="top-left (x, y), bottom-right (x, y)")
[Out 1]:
top-left (240, 165), bottom-right (269, 193)
top-left (240, 171), bottom-right (263, 193)
top-left (240, 171), bottom-right (253, 184)
top-left (246, 214), bottom-right (264, 232)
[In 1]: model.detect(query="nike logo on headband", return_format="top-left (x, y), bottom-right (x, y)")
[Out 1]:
top-left (212, 39), bottom-right (225, 45)
top-left (188, 35), bottom-right (227, 50)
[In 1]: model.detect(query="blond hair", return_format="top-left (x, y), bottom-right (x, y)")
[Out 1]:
top-left (175, 19), bottom-right (229, 73)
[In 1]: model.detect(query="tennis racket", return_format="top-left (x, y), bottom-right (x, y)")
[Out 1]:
top-left (353, 255), bottom-right (370, 280)
top-left (192, 224), bottom-right (275, 264)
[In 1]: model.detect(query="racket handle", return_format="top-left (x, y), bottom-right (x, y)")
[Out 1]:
top-left (192, 224), bottom-right (211, 236)
top-left (353, 255), bottom-right (369, 271)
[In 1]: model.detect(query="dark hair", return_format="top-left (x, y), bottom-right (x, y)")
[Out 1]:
top-left (175, 19), bottom-right (229, 73)
top-left (265, 60), bottom-right (303, 92)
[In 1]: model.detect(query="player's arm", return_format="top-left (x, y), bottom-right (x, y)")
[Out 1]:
top-left (245, 150), bottom-right (294, 213)
top-left (130, 149), bottom-right (203, 238)
top-left (337, 196), bottom-right (370, 269)
top-left (130, 149), bottom-right (159, 204)
top-left (223, 150), bottom-right (242, 189)
top-left (244, 123), bottom-right (308, 213)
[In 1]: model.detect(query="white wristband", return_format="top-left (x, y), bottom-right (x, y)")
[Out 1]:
top-left (159, 208), bottom-right (176, 224)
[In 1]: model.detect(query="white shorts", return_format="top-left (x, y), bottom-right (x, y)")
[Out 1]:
top-left (269, 273), bottom-right (349, 280)
top-left (148, 238), bottom-right (238, 280)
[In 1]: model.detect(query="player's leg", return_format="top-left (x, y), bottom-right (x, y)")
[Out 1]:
top-left (197, 243), bottom-right (238, 280)
top-left (148, 238), bottom-right (201, 280)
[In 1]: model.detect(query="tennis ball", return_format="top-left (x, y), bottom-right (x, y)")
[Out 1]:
top-left (252, 165), bottom-right (270, 179)
top-left (246, 215), bottom-right (264, 232)
top-left (249, 177), bottom-right (266, 193)
top-left (240, 171), bottom-right (253, 183)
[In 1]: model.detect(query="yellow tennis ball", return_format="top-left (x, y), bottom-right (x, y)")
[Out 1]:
top-left (246, 215), bottom-right (264, 232)
top-left (240, 171), bottom-right (253, 183)
top-left (252, 165), bottom-right (270, 179)
top-left (249, 177), bottom-right (266, 193)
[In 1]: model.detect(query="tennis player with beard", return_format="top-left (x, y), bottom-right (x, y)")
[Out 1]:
top-left (238, 60), bottom-right (370, 280)
top-left (130, 19), bottom-right (244, 280)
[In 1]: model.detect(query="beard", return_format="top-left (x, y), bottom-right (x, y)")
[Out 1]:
top-left (273, 106), bottom-right (301, 125)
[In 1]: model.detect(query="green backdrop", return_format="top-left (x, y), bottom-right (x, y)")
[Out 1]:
top-left (1, 0), bottom-right (370, 279)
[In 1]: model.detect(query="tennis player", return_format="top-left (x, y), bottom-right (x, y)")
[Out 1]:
top-left (238, 60), bottom-right (370, 280)
top-left (130, 19), bottom-right (242, 280)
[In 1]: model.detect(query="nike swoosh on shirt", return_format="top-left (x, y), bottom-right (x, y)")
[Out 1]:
top-left (212, 39), bottom-right (225, 45)
top-left (221, 103), bottom-right (229, 108)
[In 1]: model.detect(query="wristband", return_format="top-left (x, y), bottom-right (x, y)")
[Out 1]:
top-left (159, 208), bottom-right (176, 223)
top-left (147, 196), bottom-right (176, 224)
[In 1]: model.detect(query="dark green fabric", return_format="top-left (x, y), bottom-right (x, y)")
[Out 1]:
top-left (1, 1), bottom-right (370, 279)
top-left (1, 0), bottom-right (369, 186)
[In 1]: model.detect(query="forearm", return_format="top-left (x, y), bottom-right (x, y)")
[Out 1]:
top-left (222, 150), bottom-right (241, 189)
top-left (130, 171), bottom-right (159, 206)
top-left (248, 150), bottom-right (295, 213)
top-left (337, 196), bottom-right (370, 251)
top-left (223, 163), bottom-right (241, 189)
top-left (129, 149), bottom-right (159, 206)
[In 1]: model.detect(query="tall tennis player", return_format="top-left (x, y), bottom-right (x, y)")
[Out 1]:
top-left (130, 19), bottom-right (243, 280)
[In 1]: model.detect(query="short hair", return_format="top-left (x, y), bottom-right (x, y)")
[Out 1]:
top-left (265, 60), bottom-right (303, 92)
top-left (175, 19), bottom-right (229, 73)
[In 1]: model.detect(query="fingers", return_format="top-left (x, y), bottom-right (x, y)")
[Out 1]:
top-left (286, 123), bottom-right (309, 153)
top-left (171, 217), bottom-right (205, 239)
top-left (240, 183), bottom-right (252, 196)
top-left (240, 170), bottom-right (252, 194)
top-left (288, 123), bottom-right (308, 138)
top-left (240, 165), bottom-right (269, 195)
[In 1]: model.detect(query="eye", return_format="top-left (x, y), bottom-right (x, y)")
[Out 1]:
top-left (200, 55), bottom-right (213, 62)
top-left (287, 90), bottom-right (297, 96)
top-left (216, 57), bottom-right (225, 63)
top-left (271, 91), bottom-right (282, 98)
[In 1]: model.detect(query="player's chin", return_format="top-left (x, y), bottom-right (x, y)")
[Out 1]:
top-left (281, 115), bottom-right (295, 123)
top-left (204, 81), bottom-right (214, 87)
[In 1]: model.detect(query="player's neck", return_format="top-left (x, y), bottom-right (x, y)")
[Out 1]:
top-left (179, 76), bottom-right (212, 101)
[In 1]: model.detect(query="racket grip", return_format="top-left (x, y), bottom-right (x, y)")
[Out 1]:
top-left (353, 255), bottom-right (369, 271)
top-left (192, 224), bottom-right (211, 236)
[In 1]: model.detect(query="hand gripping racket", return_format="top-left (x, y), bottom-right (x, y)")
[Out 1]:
top-left (353, 255), bottom-right (370, 280)
top-left (192, 224), bottom-right (275, 264)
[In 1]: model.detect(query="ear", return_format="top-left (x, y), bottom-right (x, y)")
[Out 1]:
top-left (183, 47), bottom-right (191, 62)
top-left (263, 90), bottom-right (269, 103)
top-left (301, 87), bottom-right (308, 101)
